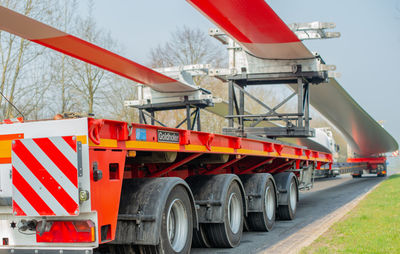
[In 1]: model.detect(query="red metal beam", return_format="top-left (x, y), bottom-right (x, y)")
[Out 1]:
top-left (239, 158), bottom-right (274, 174)
top-left (205, 155), bottom-right (247, 175)
top-left (269, 160), bottom-right (294, 174)
top-left (347, 157), bottom-right (386, 164)
top-left (151, 153), bottom-right (203, 177)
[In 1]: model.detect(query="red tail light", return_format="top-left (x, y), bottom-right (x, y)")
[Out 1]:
top-left (36, 220), bottom-right (95, 243)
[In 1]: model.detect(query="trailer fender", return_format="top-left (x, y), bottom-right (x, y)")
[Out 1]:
top-left (113, 177), bottom-right (198, 245)
top-left (274, 172), bottom-right (299, 206)
top-left (239, 173), bottom-right (277, 213)
top-left (186, 174), bottom-right (247, 223)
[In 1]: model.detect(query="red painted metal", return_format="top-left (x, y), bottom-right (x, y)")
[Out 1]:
top-left (205, 155), bottom-right (247, 175)
top-left (347, 157), bottom-right (386, 164)
top-left (84, 118), bottom-right (332, 242)
top-left (295, 159), bottom-right (300, 169)
top-left (151, 153), bottom-right (203, 177)
top-left (187, 0), bottom-right (313, 59)
top-left (1, 117), bottom-right (24, 124)
top-left (268, 161), bottom-right (294, 174)
top-left (239, 158), bottom-right (275, 174)
top-left (188, 0), bottom-right (298, 44)
top-left (89, 147), bottom-right (127, 244)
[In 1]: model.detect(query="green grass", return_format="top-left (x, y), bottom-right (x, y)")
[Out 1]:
top-left (301, 174), bottom-right (400, 254)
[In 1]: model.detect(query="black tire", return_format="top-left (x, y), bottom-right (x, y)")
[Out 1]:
top-left (139, 185), bottom-right (193, 254)
top-left (352, 174), bottom-right (361, 178)
top-left (204, 181), bottom-right (243, 248)
top-left (243, 215), bottom-right (250, 232)
top-left (246, 179), bottom-right (276, 231)
top-left (277, 177), bottom-right (297, 220)
top-left (192, 224), bottom-right (212, 248)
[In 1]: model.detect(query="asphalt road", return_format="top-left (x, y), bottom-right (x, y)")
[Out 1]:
top-left (192, 172), bottom-right (390, 254)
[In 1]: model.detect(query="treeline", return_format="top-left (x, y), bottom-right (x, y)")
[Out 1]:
top-left (0, 0), bottom-right (137, 122)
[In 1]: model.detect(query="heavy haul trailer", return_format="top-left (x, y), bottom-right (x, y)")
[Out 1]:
top-left (0, 117), bottom-right (332, 253)
top-left (0, 0), bottom-right (396, 253)
top-left (316, 157), bottom-right (387, 178)
top-left (316, 162), bottom-right (368, 178)
top-left (348, 157), bottom-right (387, 177)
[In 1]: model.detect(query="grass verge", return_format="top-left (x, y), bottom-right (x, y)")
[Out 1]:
top-left (301, 174), bottom-right (400, 254)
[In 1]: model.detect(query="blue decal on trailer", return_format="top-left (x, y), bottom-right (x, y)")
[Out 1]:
top-left (136, 128), bottom-right (147, 141)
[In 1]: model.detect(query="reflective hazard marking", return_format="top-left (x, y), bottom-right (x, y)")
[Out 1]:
top-left (12, 136), bottom-right (79, 216)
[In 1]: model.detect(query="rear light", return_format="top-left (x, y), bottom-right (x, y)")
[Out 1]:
top-left (36, 220), bottom-right (95, 243)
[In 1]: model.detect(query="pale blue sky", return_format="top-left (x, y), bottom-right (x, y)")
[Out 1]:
top-left (83, 0), bottom-right (400, 146)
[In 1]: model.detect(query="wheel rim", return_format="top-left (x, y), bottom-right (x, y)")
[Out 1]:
top-left (289, 181), bottom-right (297, 211)
top-left (264, 186), bottom-right (274, 220)
top-left (227, 192), bottom-right (241, 234)
top-left (166, 199), bottom-right (188, 252)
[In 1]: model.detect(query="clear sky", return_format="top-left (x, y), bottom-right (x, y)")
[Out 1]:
top-left (83, 0), bottom-right (400, 147)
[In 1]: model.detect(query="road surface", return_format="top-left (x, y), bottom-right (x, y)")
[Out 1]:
top-left (192, 172), bottom-right (390, 254)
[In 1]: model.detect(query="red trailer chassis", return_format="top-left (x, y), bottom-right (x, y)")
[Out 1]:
top-left (347, 156), bottom-right (387, 177)
top-left (0, 117), bottom-right (332, 252)
top-left (87, 118), bottom-right (332, 243)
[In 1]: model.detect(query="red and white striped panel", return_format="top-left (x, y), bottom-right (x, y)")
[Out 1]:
top-left (11, 136), bottom-right (79, 216)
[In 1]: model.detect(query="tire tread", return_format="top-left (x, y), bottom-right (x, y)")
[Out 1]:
top-left (203, 181), bottom-right (243, 248)
top-left (246, 212), bottom-right (265, 231)
top-left (277, 205), bottom-right (291, 220)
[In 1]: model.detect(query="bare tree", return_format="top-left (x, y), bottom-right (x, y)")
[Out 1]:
top-left (68, 3), bottom-right (117, 115)
top-left (100, 75), bottom-right (138, 123)
top-left (0, 0), bottom-right (133, 121)
top-left (149, 26), bottom-right (226, 68)
top-left (0, 0), bottom-right (60, 119)
top-left (46, 0), bottom-right (79, 115)
top-left (146, 26), bottom-right (228, 131)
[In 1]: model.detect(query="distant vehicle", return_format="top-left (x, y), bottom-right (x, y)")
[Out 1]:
top-left (314, 128), bottom-right (388, 178)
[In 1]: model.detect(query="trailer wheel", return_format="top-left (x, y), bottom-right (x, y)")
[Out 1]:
top-left (247, 179), bottom-right (276, 231)
top-left (204, 181), bottom-right (243, 248)
top-left (139, 185), bottom-right (192, 254)
top-left (277, 177), bottom-right (298, 220)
